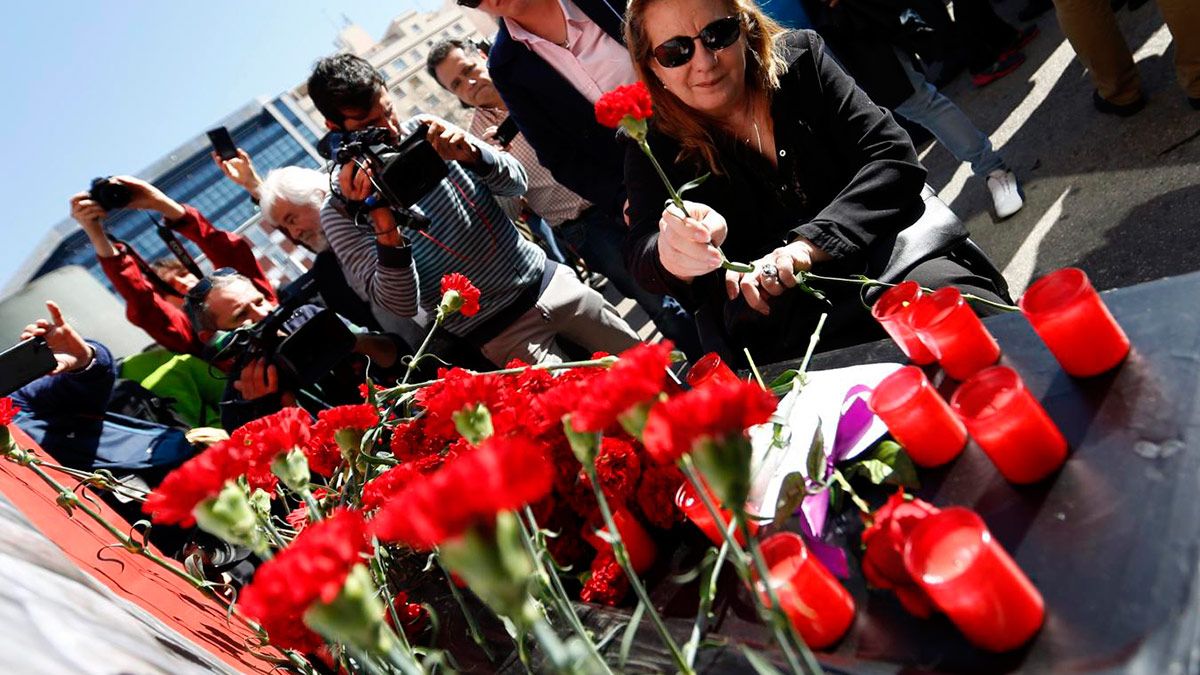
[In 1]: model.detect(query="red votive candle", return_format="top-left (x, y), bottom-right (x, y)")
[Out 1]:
top-left (582, 507), bottom-right (657, 574)
top-left (903, 508), bottom-right (1044, 652)
top-left (755, 532), bottom-right (856, 649)
top-left (950, 366), bottom-right (1067, 484)
top-left (872, 281), bottom-right (937, 365)
top-left (1019, 268), bottom-right (1130, 377)
top-left (675, 482), bottom-right (757, 547)
top-left (686, 352), bottom-right (740, 388)
top-left (908, 287), bottom-right (1001, 380)
top-left (868, 366), bottom-right (967, 467)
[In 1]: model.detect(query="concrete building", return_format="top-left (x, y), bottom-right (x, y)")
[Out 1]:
top-left (288, 2), bottom-right (498, 130)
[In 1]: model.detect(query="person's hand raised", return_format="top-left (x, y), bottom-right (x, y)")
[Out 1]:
top-left (419, 116), bottom-right (482, 165)
top-left (213, 148), bottom-right (263, 198)
top-left (19, 301), bottom-right (93, 374)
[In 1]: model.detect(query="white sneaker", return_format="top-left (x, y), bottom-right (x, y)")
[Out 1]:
top-left (986, 169), bottom-right (1024, 220)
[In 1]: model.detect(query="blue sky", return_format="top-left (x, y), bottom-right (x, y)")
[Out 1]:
top-left (0, 1), bottom-right (441, 288)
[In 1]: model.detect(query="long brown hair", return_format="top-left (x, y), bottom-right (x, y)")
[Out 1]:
top-left (624, 0), bottom-right (789, 174)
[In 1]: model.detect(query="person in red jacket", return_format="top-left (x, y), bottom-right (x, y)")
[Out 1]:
top-left (68, 175), bottom-right (276, 355)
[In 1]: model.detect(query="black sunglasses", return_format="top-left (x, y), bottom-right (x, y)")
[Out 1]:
top-left (457, 0), bottom-right (483, 8)
top-left (652, 16), bottom-right (743, 69)
top-left (185, 267), bottom-right (238, 304)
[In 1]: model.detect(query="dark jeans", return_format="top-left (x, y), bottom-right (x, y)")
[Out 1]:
top-left (558, 206), bottom-right (703, 359)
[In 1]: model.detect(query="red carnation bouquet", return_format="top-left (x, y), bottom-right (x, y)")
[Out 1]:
top-left (595, 82), bottom-right (752, 273)
top-left (861, 489), bottom-right (941, 617)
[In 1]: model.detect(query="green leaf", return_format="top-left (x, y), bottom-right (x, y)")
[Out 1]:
top-left (773, 472), bottom-right (808, 529)
top-left (870, 440), bottom-right (920, 488)
top-left (767, 369), bottom-right (797, 392)
top-left (740, 646), bottom-right (787, 675)
top-left (677, 172), bottom-right (711, 197)
top-left (845, 458), bottom-right (894, 485)
top-left (797, 280), bottom-right (829, 304)
top-left (805, 420), bottom-right (826, 483)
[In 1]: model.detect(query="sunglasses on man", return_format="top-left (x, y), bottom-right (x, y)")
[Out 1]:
top-left (652, 15), bottom-right (743, 69)
top-left (185, 267), bottom-right (239, 304)
top-left (456, 0), bottom-right (484, 8)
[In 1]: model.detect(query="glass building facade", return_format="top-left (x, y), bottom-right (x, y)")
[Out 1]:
top-left (31, 96), bottom-right (325, 290)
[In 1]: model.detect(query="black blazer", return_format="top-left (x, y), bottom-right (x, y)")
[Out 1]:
top-left (488, 0), bottom-right (631, 218)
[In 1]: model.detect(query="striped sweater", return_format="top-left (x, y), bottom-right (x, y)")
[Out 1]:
top-left (320, 117), bottom-right (544, 338)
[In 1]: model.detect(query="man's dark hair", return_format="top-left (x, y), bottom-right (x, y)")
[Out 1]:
top-left (426, 38), bottom-right (473, 84)
top-left (307, 54), bottom-right (386, 126)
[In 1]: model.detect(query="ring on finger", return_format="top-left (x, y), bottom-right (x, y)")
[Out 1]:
top-left (760, 262), bottom-right (780, 282)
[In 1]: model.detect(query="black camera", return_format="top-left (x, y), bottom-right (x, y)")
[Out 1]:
top-left (210, 287), bottom-right (357, 393)
top-left (89, 177), bottom-right (133, 211)
top-left (319, 125), bottom-right (449, 211)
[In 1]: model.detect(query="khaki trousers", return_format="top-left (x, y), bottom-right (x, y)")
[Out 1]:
top-left (480, 260), bottom-right (641, 367)
top-left (1054, 0), bottom-right (1200, 103)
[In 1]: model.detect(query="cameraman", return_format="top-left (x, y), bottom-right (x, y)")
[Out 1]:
top-left (184, 271), bottom-right (402, 428)
top-left (68, 176), bottom-right (276, 356)
top-left (308, 54), bottom-right (641, 367)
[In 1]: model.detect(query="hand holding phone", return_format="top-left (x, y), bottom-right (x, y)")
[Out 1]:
top-left (493, 117), bottom-right (520, 146)
top-left (207, 127), bottom-right (239, 161)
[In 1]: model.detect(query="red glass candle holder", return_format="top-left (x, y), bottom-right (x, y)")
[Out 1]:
top-left (868, 366), bottom-right (967, 467)
top-left (903, 508), bottom-right (1044, 652)
top-left (675, 482), bottom-right (757, 547)
top-left (755, 532), bottom-right (856, 649)
top-left (686, 352), bottom-right (740, 388)
top-left (871, 281), bottom-right (937, 365)
top-left (950, 366), bottom-right (1067, 484)
top-left (582, 507), bottom-right (657, 574)
top-left (1019, 268), bottom-right (1130, 377)
top-left (908, 287), bottom-right (1001, 380)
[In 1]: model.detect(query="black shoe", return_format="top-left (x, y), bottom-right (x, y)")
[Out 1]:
top-left (1092, 89), bottom-right (1146, 116)
top-left (1018, 0), bottom-right (1053, 21)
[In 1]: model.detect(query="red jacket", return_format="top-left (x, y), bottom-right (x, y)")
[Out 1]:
top-left (98, 205), bottom-right (277, 355)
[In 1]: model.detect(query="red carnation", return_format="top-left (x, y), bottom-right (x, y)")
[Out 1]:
top-left (595, 82), bottom-right (653, 129)
top-left (302, 436), bottom-right (344, 477)
top-left (143, 440), bottom-right (249, 527)
top-left (580, 550), bottom-right (630, 606)
top-left (593, 436), bottom-right (642, 505)
top-left (229, 407), bottom-right (314, 495)
top-left (571, 341), bottom-right (673, 433)
top-left (439, 273), bottom-right (482, 317)
top-left (861, 489), bottom-right (941, 618)
top-left (238, 509), bottom-right (372, 652)
top-left (642, 380), bottom-right (777, 465)
top-left (635, 464), bottom-right (686, 530)
top-left (414, 368), bottom-right (503, 439)
top-left (371, 436), bottom-right (553, 549)
top-left (0, 398), bottom-right (19, 426)
top-left (314, 404), bottom-right (379, 437)
top-left (385, 591), bottom-right (428, 639)
top-left (361, 464), bottom-right (419, 511)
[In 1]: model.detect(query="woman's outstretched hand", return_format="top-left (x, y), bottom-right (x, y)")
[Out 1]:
top-left (657, 200), bottom-right (729, 281)
top-left (725, 239), bottom-right (830, 315)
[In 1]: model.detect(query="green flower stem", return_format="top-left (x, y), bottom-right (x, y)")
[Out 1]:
top-left (684, 535), bottom-right (730, 668)
top-left (583, 463), bottom-right (694, 675)
top-left (637, 139), bottom-right (754, 275)
top-left (433, 553), bottom-right (495, 663)
top-left (677, 458), bottom-right (820, 675)
top-left (16, 458), bottom-right (209, 591)
top-left (520, 507), bottom-right (614, 675)
top-left (402, 314), bottom-right (444, 386)
top-left (797, 312), bottom-right (828, 379)
top-left (800, 272), bottom-right (1019, 313)
top-left (530, 613), bottom-right (574, 672)
top-left (301, 487), bottom-right (325, 522)
top-left (258, 513), bottom-right (290, 551)
top-left (366, 553), bottom-right (425, 675)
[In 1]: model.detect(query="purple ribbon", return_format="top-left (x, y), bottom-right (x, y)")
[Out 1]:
top-left (795, 384), bottom-right (876, 578)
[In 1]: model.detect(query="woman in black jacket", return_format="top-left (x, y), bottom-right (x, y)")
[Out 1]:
top-left (621, 0), bottom-right (1010, 363)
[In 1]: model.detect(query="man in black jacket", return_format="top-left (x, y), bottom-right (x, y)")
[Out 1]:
top-left (466, 0), bottom-right (702, 356)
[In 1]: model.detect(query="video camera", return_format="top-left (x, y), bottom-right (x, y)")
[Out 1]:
top-left (318, 125), bottom-right (448, 229)
top-left (209, 277), bottom-right (357, 393)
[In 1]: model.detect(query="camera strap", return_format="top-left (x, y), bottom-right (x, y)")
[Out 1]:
top-left (107, 234), bottom-right (186, 299)
top-left (149, 214), bottom-right (206, 280)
